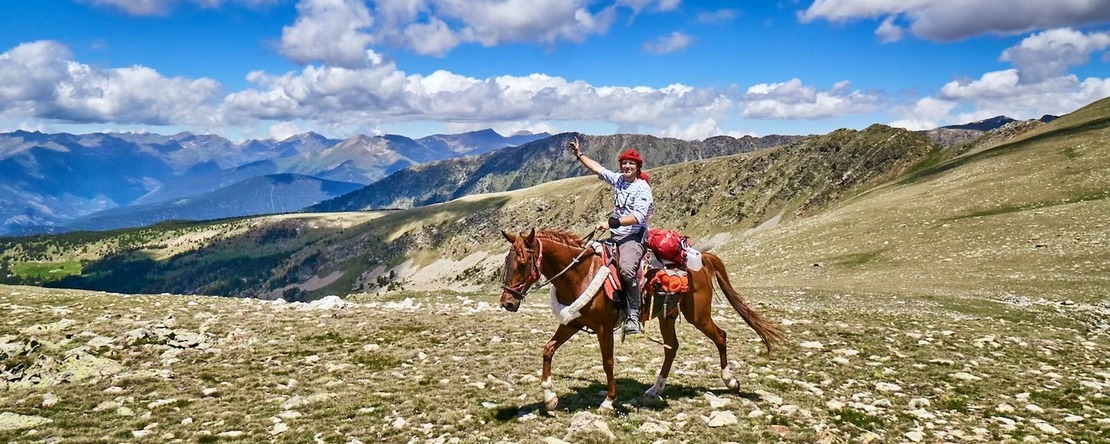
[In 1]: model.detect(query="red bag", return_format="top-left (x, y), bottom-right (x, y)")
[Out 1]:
top-left (646, 228), bottom-right (689, 264)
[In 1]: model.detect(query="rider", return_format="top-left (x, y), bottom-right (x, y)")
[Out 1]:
top-left (567, 136), bottom-right (654, 335)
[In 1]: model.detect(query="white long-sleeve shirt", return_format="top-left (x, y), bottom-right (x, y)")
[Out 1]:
top-left (598, 167), bottom-right (654, 236)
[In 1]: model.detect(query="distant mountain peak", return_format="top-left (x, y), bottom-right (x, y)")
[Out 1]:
top-left (941, 115), bottom-right (1016, 131)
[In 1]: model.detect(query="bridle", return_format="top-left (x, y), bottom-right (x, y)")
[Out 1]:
top-left (501, 240), bottom-right (544, 301)
top-left (501, 228), bottom-right (600, 302)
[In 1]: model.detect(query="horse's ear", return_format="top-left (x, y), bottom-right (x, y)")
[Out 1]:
top-left (524, 228), bottom-right (536, 245)
top-left (501, 229), bottom-right (516, 243)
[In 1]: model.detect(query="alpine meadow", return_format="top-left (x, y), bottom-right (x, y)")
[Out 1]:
top-left (1, 96), bottom-right (1109, 443)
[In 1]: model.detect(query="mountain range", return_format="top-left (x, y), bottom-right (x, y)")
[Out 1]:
top-left (0, 115), bottom-right (1041, 236)
top-left (0, 128), bottom-right (548, 235)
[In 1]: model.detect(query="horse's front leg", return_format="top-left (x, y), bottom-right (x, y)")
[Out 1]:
top-left (596, 324), bottom-right (617, 413)
top-left (541, 324), bottom-right (579, 414)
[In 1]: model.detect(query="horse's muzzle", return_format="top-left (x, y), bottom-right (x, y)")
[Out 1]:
top-left (499, 291), bottom-right (521, 312)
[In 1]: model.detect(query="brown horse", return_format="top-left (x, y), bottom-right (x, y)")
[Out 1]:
top-left (499, 228), bottom-right (785, 412)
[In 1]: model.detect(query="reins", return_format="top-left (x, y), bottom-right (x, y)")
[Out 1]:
top-left (502, 227), bottom-right (601, 300)
top-left (533, 227), bottom-right (601, 290)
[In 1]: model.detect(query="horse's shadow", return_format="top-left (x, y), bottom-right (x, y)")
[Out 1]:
top-left (491, 376), bottom-right (762, 421)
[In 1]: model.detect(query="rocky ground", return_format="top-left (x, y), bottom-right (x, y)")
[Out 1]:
top-left (1, 284), bottom-right (1107, 443)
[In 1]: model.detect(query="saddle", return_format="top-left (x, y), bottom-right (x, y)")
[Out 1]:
top-left (594, 238), bottom-right (692, 322)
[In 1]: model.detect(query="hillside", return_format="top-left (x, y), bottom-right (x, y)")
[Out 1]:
top-left (309, 133), bottom-right (805, 211)
top-left (65, 174), bottom-right (364, 232)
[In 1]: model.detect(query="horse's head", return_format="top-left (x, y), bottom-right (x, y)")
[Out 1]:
top-left (499, 228), bottom-right (542, 312)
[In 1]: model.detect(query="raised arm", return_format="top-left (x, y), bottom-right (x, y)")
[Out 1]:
top-left (567, 136), bottom-right (603, 175)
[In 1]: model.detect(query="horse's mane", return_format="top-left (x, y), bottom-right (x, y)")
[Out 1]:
top-left (535, 229), bottom-right (587, 248)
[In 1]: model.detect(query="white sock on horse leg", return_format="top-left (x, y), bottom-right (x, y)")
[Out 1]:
top-left (542, 377), bottom-right (556, 404)
top-left (645, 375), bottom-right (667, 396)
top-left (599, 397), bottom-right (614, 411)
top-left (721, 365), bottom-right (739, 390)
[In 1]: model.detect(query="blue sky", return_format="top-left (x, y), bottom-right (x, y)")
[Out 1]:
top-left (1, 0), bottom-right (1108, 142)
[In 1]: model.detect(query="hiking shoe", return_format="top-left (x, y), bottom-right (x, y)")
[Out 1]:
top-left (623, 317), bottom-right (641, 335)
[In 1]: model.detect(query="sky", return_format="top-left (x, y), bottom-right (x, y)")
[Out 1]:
top-left (1, 0), bottom-right (1109, 142)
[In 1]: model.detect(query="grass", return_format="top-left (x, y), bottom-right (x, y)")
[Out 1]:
top-left (1, 284), bottom-right (1107, 443)
top-left (9, 261), bottom-right (82, 280)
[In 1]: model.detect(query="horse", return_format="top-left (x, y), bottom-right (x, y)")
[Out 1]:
top-left (499, 228), bottom-right (786, 412)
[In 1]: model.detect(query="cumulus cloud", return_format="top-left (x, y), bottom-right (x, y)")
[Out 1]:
top-left (888, 97), bottom-right (957, 130)
top-left (0, 41), bottom-right (221, 125)
top-left (81, 0), bottom-right (280, 16)
top-left (891, 28), bottom-right (1110, 128)
top-left (800, 0), bottom-right (1110, 41)
top-left (280, 0), bottom-right (376, 68)
top-left (218, 59), bottom-right (743, 139)
top-left (643, 31), bottom-right (693, 54)
top-left (875, 16), bottom-right (904, 43)
top-left (741, 79), bottom-right (878, 119)
top-left (277, 0), bottom-right (691, 60)
top-left (1001, 28), bottom-right (1110, 83)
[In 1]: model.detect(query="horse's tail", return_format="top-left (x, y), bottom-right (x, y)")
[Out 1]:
top-left (702, 252), bottom-right (786, 353)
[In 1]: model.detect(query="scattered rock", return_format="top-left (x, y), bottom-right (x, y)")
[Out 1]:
top-left (0, 412), bottom-right (53, 431)
top-left (706, 411), bottom-right (738, 427)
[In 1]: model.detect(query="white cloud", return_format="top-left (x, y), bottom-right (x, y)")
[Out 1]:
top-left (891, 28), bottom-right (1110, 128)
top-left (643, 31), bottom-right (693, 54)
top-left (289, 0), bottom-right (619, 57)
top-left (800, 0), bottom-right (1110, 41)
top-left (696, 8), bottom-right (738, 24)
top-left (617, 0), bottom-right (681, 14)
top-left (81, 0), bottom-right (280, 16)
top-left (875, 16), bottom-right (903, 43)
top-left (1001, 28), bottom-right (1110, 83)
top-left (889, 97), bottom-right (957, 130)
top-left (280, 0), bottom-right (376, 68)
top-left (741, 79), bottom-right (879, 119)
top-left (0, 41), bottom-right (221, 125)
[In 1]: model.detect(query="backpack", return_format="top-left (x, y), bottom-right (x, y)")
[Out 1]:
top-left (646, 228), bottom-right (689, 264)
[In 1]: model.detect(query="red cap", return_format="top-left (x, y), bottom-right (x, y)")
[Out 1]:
top-left (618, 149), bottom-right (643, 167)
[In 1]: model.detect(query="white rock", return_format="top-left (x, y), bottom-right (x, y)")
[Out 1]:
top-left (117, 406), bottom-right (135, 417)
top-left (392, 417), bottom-right (407, 429)
top-left (799, 341), bottom-right (823, 349)
top-left (827, 400), bottom-right (845, 410)
top-left (949, 372), bottom-right (981, 381)
top-left (904, 431), bottom-right (925, 442)
top-left (217, 430), bottom-right (244, 438)
top-left (270, 422), bottom-right (289, 435)
top-left (181, 418), bottom-right (193, 425)
top-left (707, 411), bottom-right (738, 427)
top-left (908, 398), bottom-right (931, 409)
top-left (42, 393), bottom-right (59, 408)
top-left (0, 412), bottom-right (53, 431)
top-left (637, 422), bottom-right (669, 434)
top-left (132, 430), bottom-right (152, 438)
top-left (1063, 414), bottom-right (1084, 423)
top-left (875, 382), bottom-right (902, 392)
top-left (202, 388), bottom-right (218, 397)
top-left (995, 403), bottom-right (1015, 413)
top-left (1025, 404), bottom-right (1044, 413)
top-left (747, 408), bottom-right (765, 419)
top-left (1034, 422), bottom-right (1060, 434)
top-left (705, 394), bottom-right (731, 409)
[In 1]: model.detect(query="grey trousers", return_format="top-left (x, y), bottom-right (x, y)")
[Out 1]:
top-left (613, 229), bottom-right (645, 314)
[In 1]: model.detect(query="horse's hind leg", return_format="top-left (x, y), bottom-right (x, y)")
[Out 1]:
top-left (645, 314), bottom-right (679, 398)
top-left (689, 315), bottom-right (740, 391)
top-left (541, 324), bottom-right (578, 413)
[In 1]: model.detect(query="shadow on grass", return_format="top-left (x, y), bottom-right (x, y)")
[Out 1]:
top-left (490, 376), bottom-right (763, 421)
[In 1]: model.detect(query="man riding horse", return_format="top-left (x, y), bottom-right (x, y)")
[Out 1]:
top-left (567, 136), bottom-right (653, 335)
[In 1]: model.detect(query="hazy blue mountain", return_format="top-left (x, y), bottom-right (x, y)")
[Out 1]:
top-left (66, 174), bottom-right (363, 232)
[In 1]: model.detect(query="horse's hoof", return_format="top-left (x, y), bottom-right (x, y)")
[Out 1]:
top-left (726, 379), bottom-right (740, 391)
top-left (596, 404), bottom-right (615, 416)
top-left (544, 396), bottom-right (559, 413)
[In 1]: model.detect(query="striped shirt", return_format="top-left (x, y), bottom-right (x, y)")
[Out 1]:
top-left (598, 167), bottom-right (654, 236)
